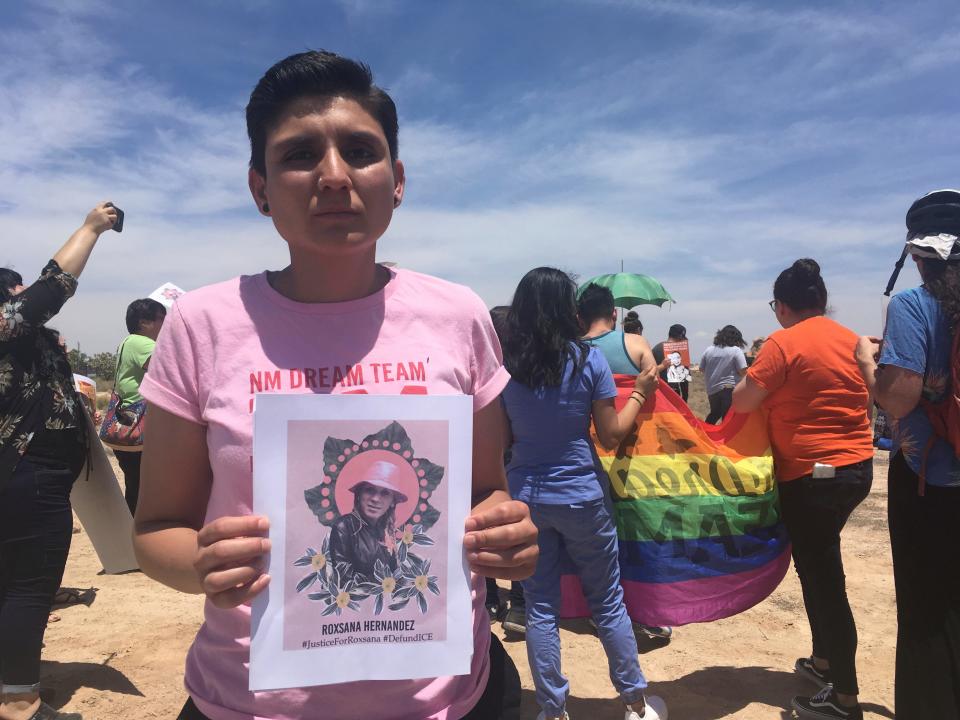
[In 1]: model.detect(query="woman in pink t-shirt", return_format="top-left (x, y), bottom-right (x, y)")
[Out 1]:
top-left (132, 50), bottom-right (538, 720)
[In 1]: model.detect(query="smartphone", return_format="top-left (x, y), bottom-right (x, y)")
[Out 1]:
top-left (105, 202), bottom-right (125, 232)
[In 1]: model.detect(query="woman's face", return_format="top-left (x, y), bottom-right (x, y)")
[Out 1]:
top-left (250, 95), bottom-right (405, 259)
top-left (357, 484), bottom-right (396, 522)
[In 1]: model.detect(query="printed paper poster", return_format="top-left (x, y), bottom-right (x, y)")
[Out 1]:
top-left (70, 406), bottom-right (139, 574)
top-left (250, 394), bottom-right (474, 691)
top-left (148, 282), bottom-right (186, 308)
top-left (73, 373), bottom-right (97, 414)
top-left (663, 339), bottom-right (691, 383)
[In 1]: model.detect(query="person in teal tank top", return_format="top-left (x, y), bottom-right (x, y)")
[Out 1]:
top-left (576, 283), bottom-right (673, 643)
top-left (578, 283), bottom-right (653, 377)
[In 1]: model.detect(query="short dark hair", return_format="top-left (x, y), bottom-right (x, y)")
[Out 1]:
top-left (773, 258), bottom-right (827, 314)
top-left (0, 268), bottom-right (23, 303)
top-left (668, 324), bottom-right (687, 341)
top-left (576, 283), bottom-right (615, 326)
top-left (489, 305), bottom-right (510, 345)
top-left (125, 298), bottom-right (166, 334)
top-left (713, 324), bottom-right (746, 348)
top-left (246, 50), bottom-right (399, 176)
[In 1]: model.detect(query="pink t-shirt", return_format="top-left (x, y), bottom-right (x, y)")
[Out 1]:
top-left (140, 267), bottom-right (510, 720)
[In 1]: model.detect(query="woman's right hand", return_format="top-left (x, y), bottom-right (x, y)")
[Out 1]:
top-left (83, 201), bottom-right (119, 235)
top-left (633, 362), bottom-right (659, 400)
top-left (194, 515), bottom-right (271, 609)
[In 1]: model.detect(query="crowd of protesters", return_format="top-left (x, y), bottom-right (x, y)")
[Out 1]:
top-left (1, 48), bottom-right (958, 720)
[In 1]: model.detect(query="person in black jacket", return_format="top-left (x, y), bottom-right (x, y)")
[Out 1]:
top-left (0, 202), bottom-right (118, 720)
top-left (328, 460), bottom-right (408, 583)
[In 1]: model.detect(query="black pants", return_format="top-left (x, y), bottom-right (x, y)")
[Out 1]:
top-left (0, 432), bottom-right (84, 693)
top-left (705, 387), bottom-right (733, 425)
top-left (177, 633), bottom-right (521, 719)
top-left (888, 451), bottom-right (960, 719)
top-left (778, 458), bottom-right (872, 696)
top-left (668, 380), bottom-right (689, 402)
top-left (114, 449), bottom-right (142, 515)
top-left (485, 577), bottom-right (525, 609)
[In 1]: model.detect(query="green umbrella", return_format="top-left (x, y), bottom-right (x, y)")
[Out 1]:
top-left (578, 273), bottom-right (675, 309)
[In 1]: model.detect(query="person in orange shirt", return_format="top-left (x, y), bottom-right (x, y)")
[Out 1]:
top-left (732, 258), bottom-right (873, 720)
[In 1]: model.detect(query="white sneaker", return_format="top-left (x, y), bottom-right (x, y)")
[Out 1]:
top-left (535, 712), bottom-right (570, 720)
top-left (625, 695), bottom-right (668, 720)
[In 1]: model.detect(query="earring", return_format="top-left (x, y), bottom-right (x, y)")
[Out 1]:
top-left (262, 202), bottom-right (270, 213)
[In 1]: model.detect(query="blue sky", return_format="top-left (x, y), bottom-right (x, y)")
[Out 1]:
top-left (3, 0), bottom-right (958, 355)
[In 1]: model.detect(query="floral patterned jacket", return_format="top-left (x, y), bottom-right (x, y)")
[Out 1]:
top-left (0, 260), bottom-right (86, 485)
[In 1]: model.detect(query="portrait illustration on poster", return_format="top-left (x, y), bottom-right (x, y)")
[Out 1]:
top-left (250, 394), bottom-right (473, 692)
top-left (293, 421), bottom-right (443, 618)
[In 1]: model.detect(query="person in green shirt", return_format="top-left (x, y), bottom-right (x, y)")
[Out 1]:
top-left (113, 298), bottom-right (166, 514)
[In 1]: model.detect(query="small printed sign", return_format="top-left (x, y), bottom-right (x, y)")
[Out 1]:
top-left (250, 394), bottom-right (474, 691)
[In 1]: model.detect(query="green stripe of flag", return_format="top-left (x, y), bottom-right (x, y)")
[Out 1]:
top-left (613, 488), bottom-right (781, 543)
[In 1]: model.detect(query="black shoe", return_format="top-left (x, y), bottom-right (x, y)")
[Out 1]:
top-left (502, 605), bottom-right (526, 635)
top-left (794, 656), bottom-right (832, 687)
top-left (792, 687), bottom-right (862, 720)
top-left (28, 702), bottom-right (83, 720)
top-left (485, 600), bottom-right (504, 623)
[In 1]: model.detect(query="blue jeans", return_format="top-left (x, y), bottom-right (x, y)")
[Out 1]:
top-left (523, 500), bottom-right (646, 716)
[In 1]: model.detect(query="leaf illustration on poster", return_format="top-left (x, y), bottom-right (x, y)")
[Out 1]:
top-left (295, 421), bottom-right (444, 615)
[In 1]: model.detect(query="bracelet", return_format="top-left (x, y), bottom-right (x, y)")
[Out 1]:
top-left (629, 393), bottom-right (645, 405)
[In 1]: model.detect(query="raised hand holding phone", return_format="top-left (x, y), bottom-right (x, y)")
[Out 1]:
top-left (105, 201), bottom-right (125, 232)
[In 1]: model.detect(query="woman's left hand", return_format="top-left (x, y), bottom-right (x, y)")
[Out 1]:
top-left (463, 500), bottom-right (538, 580)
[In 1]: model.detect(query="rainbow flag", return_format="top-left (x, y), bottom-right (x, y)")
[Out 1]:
top-left (560, 376), bottom-right (791, 627)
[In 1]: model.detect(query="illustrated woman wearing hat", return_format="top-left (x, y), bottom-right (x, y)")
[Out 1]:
top-left (330, 460), bottom-right (406, 582)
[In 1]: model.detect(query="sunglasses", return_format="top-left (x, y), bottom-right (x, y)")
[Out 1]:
top-left (768, 300), bottom-right (777, 311)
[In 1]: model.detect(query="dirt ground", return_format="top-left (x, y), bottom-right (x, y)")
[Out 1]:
top-left (45, 376), bottom-right (897, 719)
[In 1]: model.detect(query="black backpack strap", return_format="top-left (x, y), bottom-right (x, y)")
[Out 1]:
top-left (884, 247), bottom-right (909, 297)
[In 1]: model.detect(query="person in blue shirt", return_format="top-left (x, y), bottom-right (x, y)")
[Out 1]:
top-left (857, 189), bottom-right (960, 720)
top-left (577, 283), bottom-right (674, 642)
top-left (500, 267), bottom-right (665, 720)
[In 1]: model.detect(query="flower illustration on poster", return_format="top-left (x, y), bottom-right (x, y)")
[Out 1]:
top-left (296, 421), bottom-right (443, 615)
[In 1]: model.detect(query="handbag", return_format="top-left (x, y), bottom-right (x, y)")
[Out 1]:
top-left (98, 339), bottom-right (146, 450)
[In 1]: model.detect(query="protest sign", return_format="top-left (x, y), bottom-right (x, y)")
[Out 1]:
top-left (70, 378), bottom-right (139, 574)
top-left (73, 373), bottom-right (97, 414)
top-left (250, 394), bottom-right (473, 691)
top-left (662, 339), bottom-right (691, 383)
top-left (148, 282), bottom-right (186, 308)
